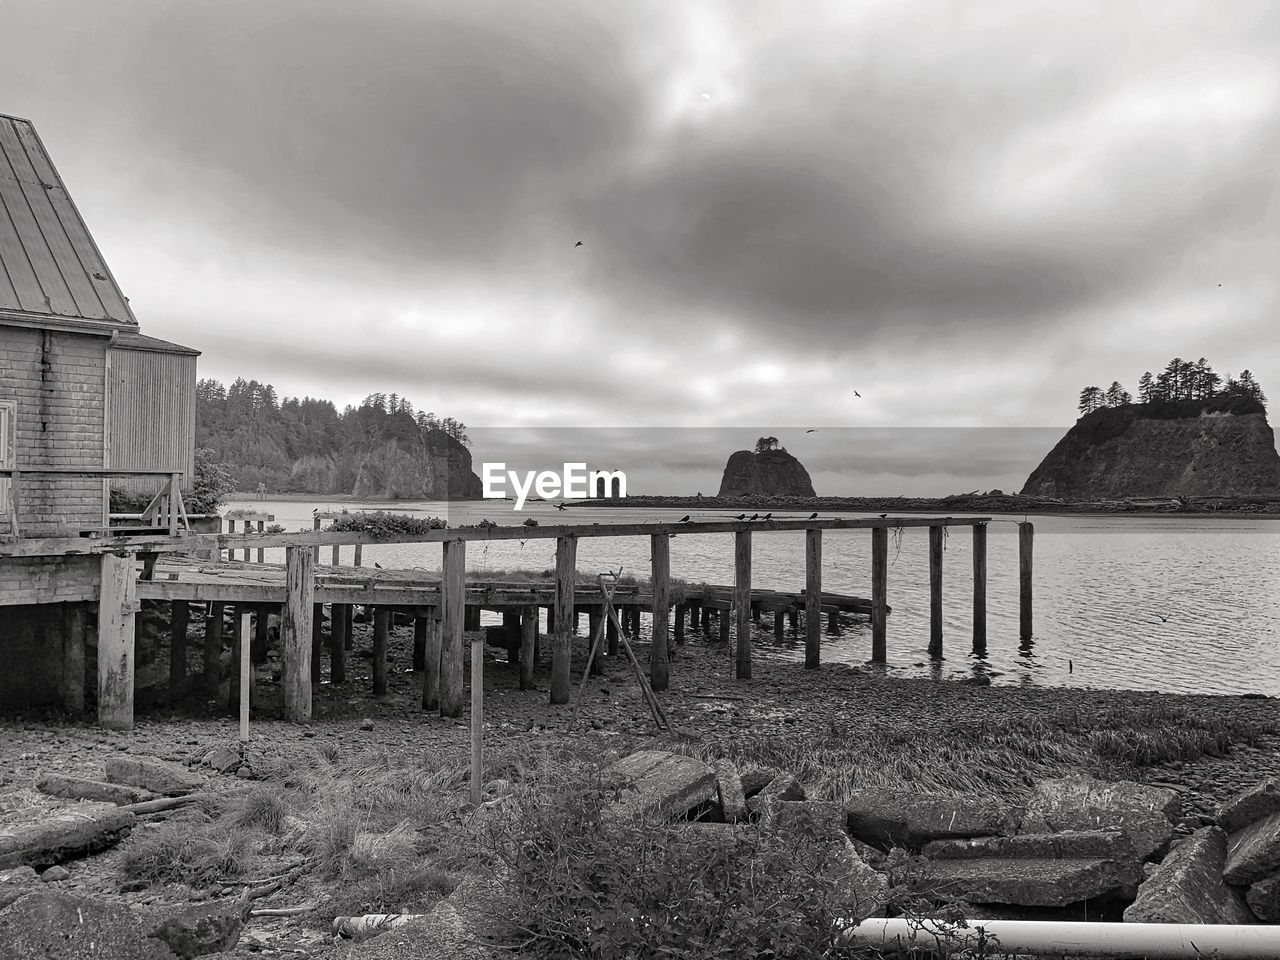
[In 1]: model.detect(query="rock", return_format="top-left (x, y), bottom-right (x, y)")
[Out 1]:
top-left (923, 830), bottom-right (1138, 864)
top-left (39, 866), bottom-right (70, 882)
top-left (717, 447), bottom-right (816, 498)
top-left (0, 802), bottom-right (136, 870)
top-left (1218, 778), bottom-right (1280, 834)
top-left (203, 744), bottom-right (243, 775)
top-left (235, 766), bottom-right (252, 779)
top-left (605, 750), bottom-right (717, 821)
top-left (342, 875), bottom-right (508, 959)
top-left (745, 775), bottom-right (805, 819)
top-left (712, 760), bottom-right (746, 823)
top-left (1246, 873), bottom-right (1280, 922)
top-left (1021, 775), bottom-right (1179, 860)
top-left (1224, 812), bottom-right (1280, 886)
top-left (927, 858), bottom-right (1134, 907)
top-left (0, 866), bottom-right (39, 910)
top-left (148, 898), bottom-right (251, 958)
top-left (739, 768), bottom-right (777, 799)
top-left (844, 788), bottom-right (1020, 850)
top-left (360, 718), bottom-right (376, 731)
top-left (104, 757), bottom-right (203, 797)
top-left (772, 801), bottom-right (846, 838)
top-left (0, 890), bottom-right (177, 959)
top-left (35, 772), bottom-right (155, 806)
top-left (1124, 827), bottom-right (1253, 924)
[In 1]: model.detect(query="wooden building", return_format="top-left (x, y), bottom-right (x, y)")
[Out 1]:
top-left (0, 112), bottom-right (199, 710)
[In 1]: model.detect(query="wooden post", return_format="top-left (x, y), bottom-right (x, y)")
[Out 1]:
top-left (871, 526), bottom-right (888, 664)
top-left (550, 535), bottom-right (577, 705)
top-left (413, 615), bottom-right (428, 671)
top-left (422, 610), bottom-right (441, 711)
top-left (256, 520), bottom-right (265, 563)
top-left (353, 543), bottom-right (363, 567)
top-left (929, 525), bottom-right (943, 660)
top-left (520, 604), bottom-right (537, 690)
top-left (225, 518), bottom-right (235, 562)
top-left (204, 601), bottom-right (224, 691)
top-left (702, 606), bottom-right (712, 633)
top-left (97, 553), bottom-right (137, 731)
top-left (312, 516), bottom-right (321, 563)
top-left (239, 610), bottom-right (251, 741)
top-left (674, 604), bottom-right (685, 645)
top-left (311, 604), bottom-right (324, 684)
top-left (168, 473), bottom-right (179, 537)
top-left (734, 530), bottom-right (751, 680)
top-left (587, 609), bottom-right (603, 675)
top-left (719, 608), bottom-right (730, 645)
top-left (606, 605), bottom-right (618, 655)
top-left (1019, 521), bottom-right (1034, 641)
top-left (805, 528), bottom-right (822, 669)
top-left (252, 603), bottom-right (269, 665)
top-left (329, 604), bottom-right (347, 683)
top-left (372, 607), bottom-right (389, 696)
top-left (827, 609), bottom-right (841, 634)
top-left (471, 633), bottom-right (484, 806)
top-left (62, 603), bottom-right (86, 714)
top-left (440, 539), bottom-right (466, 717)
top-left (168, 600), bottom-right (188, 698)
top-left (650, 533), bottom-right (670, 692)
top-left (343, 604), bottom-right (353, 651)
top-left (282, 546), bottom-right (315, 722)
top-left (331, 544), bottom-right (340, 566)
top-left (789, 608), bottom-right (799, 630)
top-left (774, 610), bottom-right (785, 641)
top-left (973, 523), bottom-right (988, 654)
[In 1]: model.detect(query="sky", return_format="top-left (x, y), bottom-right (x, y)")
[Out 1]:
top-left (2, 0), bottom-right (1277, 493)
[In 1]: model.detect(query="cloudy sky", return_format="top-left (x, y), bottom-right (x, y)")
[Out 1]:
top-left (3, 0), bottom-right (1277, 493)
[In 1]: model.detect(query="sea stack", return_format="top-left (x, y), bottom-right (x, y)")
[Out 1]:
top-left (717, 448), bottom-right (816, 498)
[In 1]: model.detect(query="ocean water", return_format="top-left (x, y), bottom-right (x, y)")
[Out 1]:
top-left (222, 499), bottom-right (1280, 697)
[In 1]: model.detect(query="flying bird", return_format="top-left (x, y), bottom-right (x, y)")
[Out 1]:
top-left (805, 429), bottom-right (816, 433)
top-left (853, 390), bottom-right (861, 398)
top-left (575, 240), bottom-right (584, 247)
top-left (679, 515), bottom-right (691, 522)
top-left (1155, 613), bottom-right (1170, 623)
top-left (554, 502), bottom-right (568, 511)
top-left (373, 562), bottom-right (383, 569)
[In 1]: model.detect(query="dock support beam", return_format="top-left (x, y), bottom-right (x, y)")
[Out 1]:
top-left (550, 535), bottom-right (577, 705)
top-left (97, 552), bottom-right (137, 731)
top-left (650, 533), bottom-right (670, 692)
top-left (311, 604), bottom-right (323, 683)
top-left (441, 539), bottom-right (465, 717)
top-left (929, 526), bottom-right (943, 659)
top-left (871, 527), bottom-right (888, 664)
top-left (805, 529), bottom-right (822, 669)
top-left (204, 602), bottom-right (224, 692)
top-left (413, 615), bottom-right (428, 671)
top-left (1019, 521), bottom-right (1034, 640)
top-left (735, 530), bottom-right (752, 680)
top-left (372, 607), bottom-right (389, 696)
top-left (520, 605), bottom-right (537, 690)
top-left (282, 545), bottom-right (315, 723)
top-left (422, 610), bottom-right (441, 711)
top-left (62, 603), bottom-right (86, 715)
top-left (330, 604), bottom-right (347, 683)
top-left (169, 600), bottom-right (188, 698)
top-left (973, 523), bottom-right (988, 654)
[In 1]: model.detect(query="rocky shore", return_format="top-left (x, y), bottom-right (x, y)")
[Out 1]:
top-left (2, 620), bottom-right (1278, 956)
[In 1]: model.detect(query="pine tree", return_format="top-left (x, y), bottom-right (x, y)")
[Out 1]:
top-left (1104, 381), bottom-right (1131, 407)
top-left (1077, 386), bottom-right (1104, 415)
top-left (1137, 371), bottom-right (1155, 403)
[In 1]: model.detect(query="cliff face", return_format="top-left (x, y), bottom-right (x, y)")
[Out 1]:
top-left (1021, 398), bottom-right (1280, 499)
top-left (350, 435), bottom-right (483, 500)
top-left (718, 449), bottom-right (817, 498)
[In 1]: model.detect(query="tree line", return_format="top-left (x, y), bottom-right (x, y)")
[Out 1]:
top-left (1078, 358), bottom-right (1267, 415)
top-left (195, 378), bottom-right (471, 491)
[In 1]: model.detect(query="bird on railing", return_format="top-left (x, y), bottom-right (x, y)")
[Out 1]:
top-left (679, 516), bottom-right (691, 522)
top-left (807, 512), bottom-right (818, 520)
top-left (734, 514), bottom-right (747, 520)
top-left (761, 513), bottom-right (772, 521)
top-left (748, 514), bottom-right (759, 521)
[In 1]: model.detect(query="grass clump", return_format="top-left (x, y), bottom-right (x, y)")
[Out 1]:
top-left (120, 826), bottom-right (252, 886)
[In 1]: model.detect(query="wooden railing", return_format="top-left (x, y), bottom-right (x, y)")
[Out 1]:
top-left (0, 467), bottom-right (189, 539)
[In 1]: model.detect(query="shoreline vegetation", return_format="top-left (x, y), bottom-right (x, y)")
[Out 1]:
top-left (229, 490), bottom-right (1280, 518)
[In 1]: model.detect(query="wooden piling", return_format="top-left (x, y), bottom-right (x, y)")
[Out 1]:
top-left (503, 611), bottom-right (522, 664)
top-left (774, 610), bottom-right (785, 642)
top-left (62, 603), bottom-right (86, 714)
top-left (471, 632), bottom-right (484, 807)
top-left (588, 609), bottom-right (603, 676)
top-left (827, 610), bottom-right (840, 634)
top-left (805, 529), bottom-right (822, 669)
top-left (871, 526), bottom-right (888, 664)
top-left (1019, 521), bottom-right (1034, 640)
top-left (734, 530), bottom-right (752, 680)
top-left (331, 544), bottom-right (340, 566)
top-left (330, 604), bottom-right (347, 683)
top-left (606, 606), bottom-right (618, 656)
top-left (256, 520), bottom-right (265, 563)
top-left (372, 606), bottom-right (389, 697)
top-left (98, 552), bottom-right (137, 731)
top-left (282, 545), bottom-right (315, 723)
top-left (674, 604), bottom-right (685, 645)
top-left (311, 604), bottom-right (324, 684)
top-left (550, 535), bottom-right (577, 705)
top-left (353, 543), bottom-right (363, 567)
top-left (520, 604), bottom-right (537, 690)
top-left (650, 533), bottom-right (670, 692)
top-left (973, 523), bottom-right (988, 654)
top-left (440, 539), bottom-right (466, 717)
top-left (312, 516), bottom-right (321, 563)
top-left (413, 615), bottom-right (428, 671)
top-left (702, 606), bottom-right (712, 633)
top-left (239, 610), bottom-right (251, 741)
top-left (204, 601), bottom-right (224, 692)
top-left (343, 604), bottom-right (353, 651)
top-left (422, 610), bottom-right (441, 711)
top-left (252, 603), bottom-right (269, 665)
top-left (929, 525), bottom-right (943, 659)
top-left (168, 600), bottom-right (188, 697)
top-left (719, 608), bottom-right (731, 645)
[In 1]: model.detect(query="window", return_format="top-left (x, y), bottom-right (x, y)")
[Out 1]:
top-left (0, 399), bottom-right (14, 534)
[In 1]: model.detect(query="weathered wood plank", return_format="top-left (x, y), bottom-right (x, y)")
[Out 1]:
top-left (929, 525), bottom-right (943, 659)
top-left (805, 529), bottom-right (821, 669)
top-left (1019, 521), bottom-right (1034, 640)
top-left (735, 530), bottom-right (751, 680)
top-left (520, 604), bottom-right (537, 691)
top-left (973, 523), bottom-right (988, 654)
top-left (372, 607), bottom-right (389, 697)
top-left (168, 599), bottom-right (188, 696)
top-left (204, 601), bottom-right (224, 692)
top-left (650, 533), bottom-right (670, 692)
top-left (282, 546), bottom-right (314, 722)
top-left (61, 603), bottom-right (86, 714)
top-left (551, 535), bottom-right (577, 705)
top-left (440, 540), bottom-right (465, 717)
top-left (330, 604), bottom-right (347, 683)
top-left (871, 527), bottom-right (887, 664)
top-left (97, 553), bottom-right (137, 731)
top-left (422, 610), bottom-right (441, 711)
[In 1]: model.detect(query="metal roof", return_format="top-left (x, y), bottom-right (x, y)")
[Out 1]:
top-left (0, 113), bottom-right (137, 327)
top-left (112, 331), bottom-right (200, 356)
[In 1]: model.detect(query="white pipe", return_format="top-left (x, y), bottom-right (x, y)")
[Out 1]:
top-left (842, 918), bottom-right (1280, 959)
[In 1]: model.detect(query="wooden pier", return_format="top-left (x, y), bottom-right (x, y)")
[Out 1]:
top-left (0, 515), bottom-right (1033, 732)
